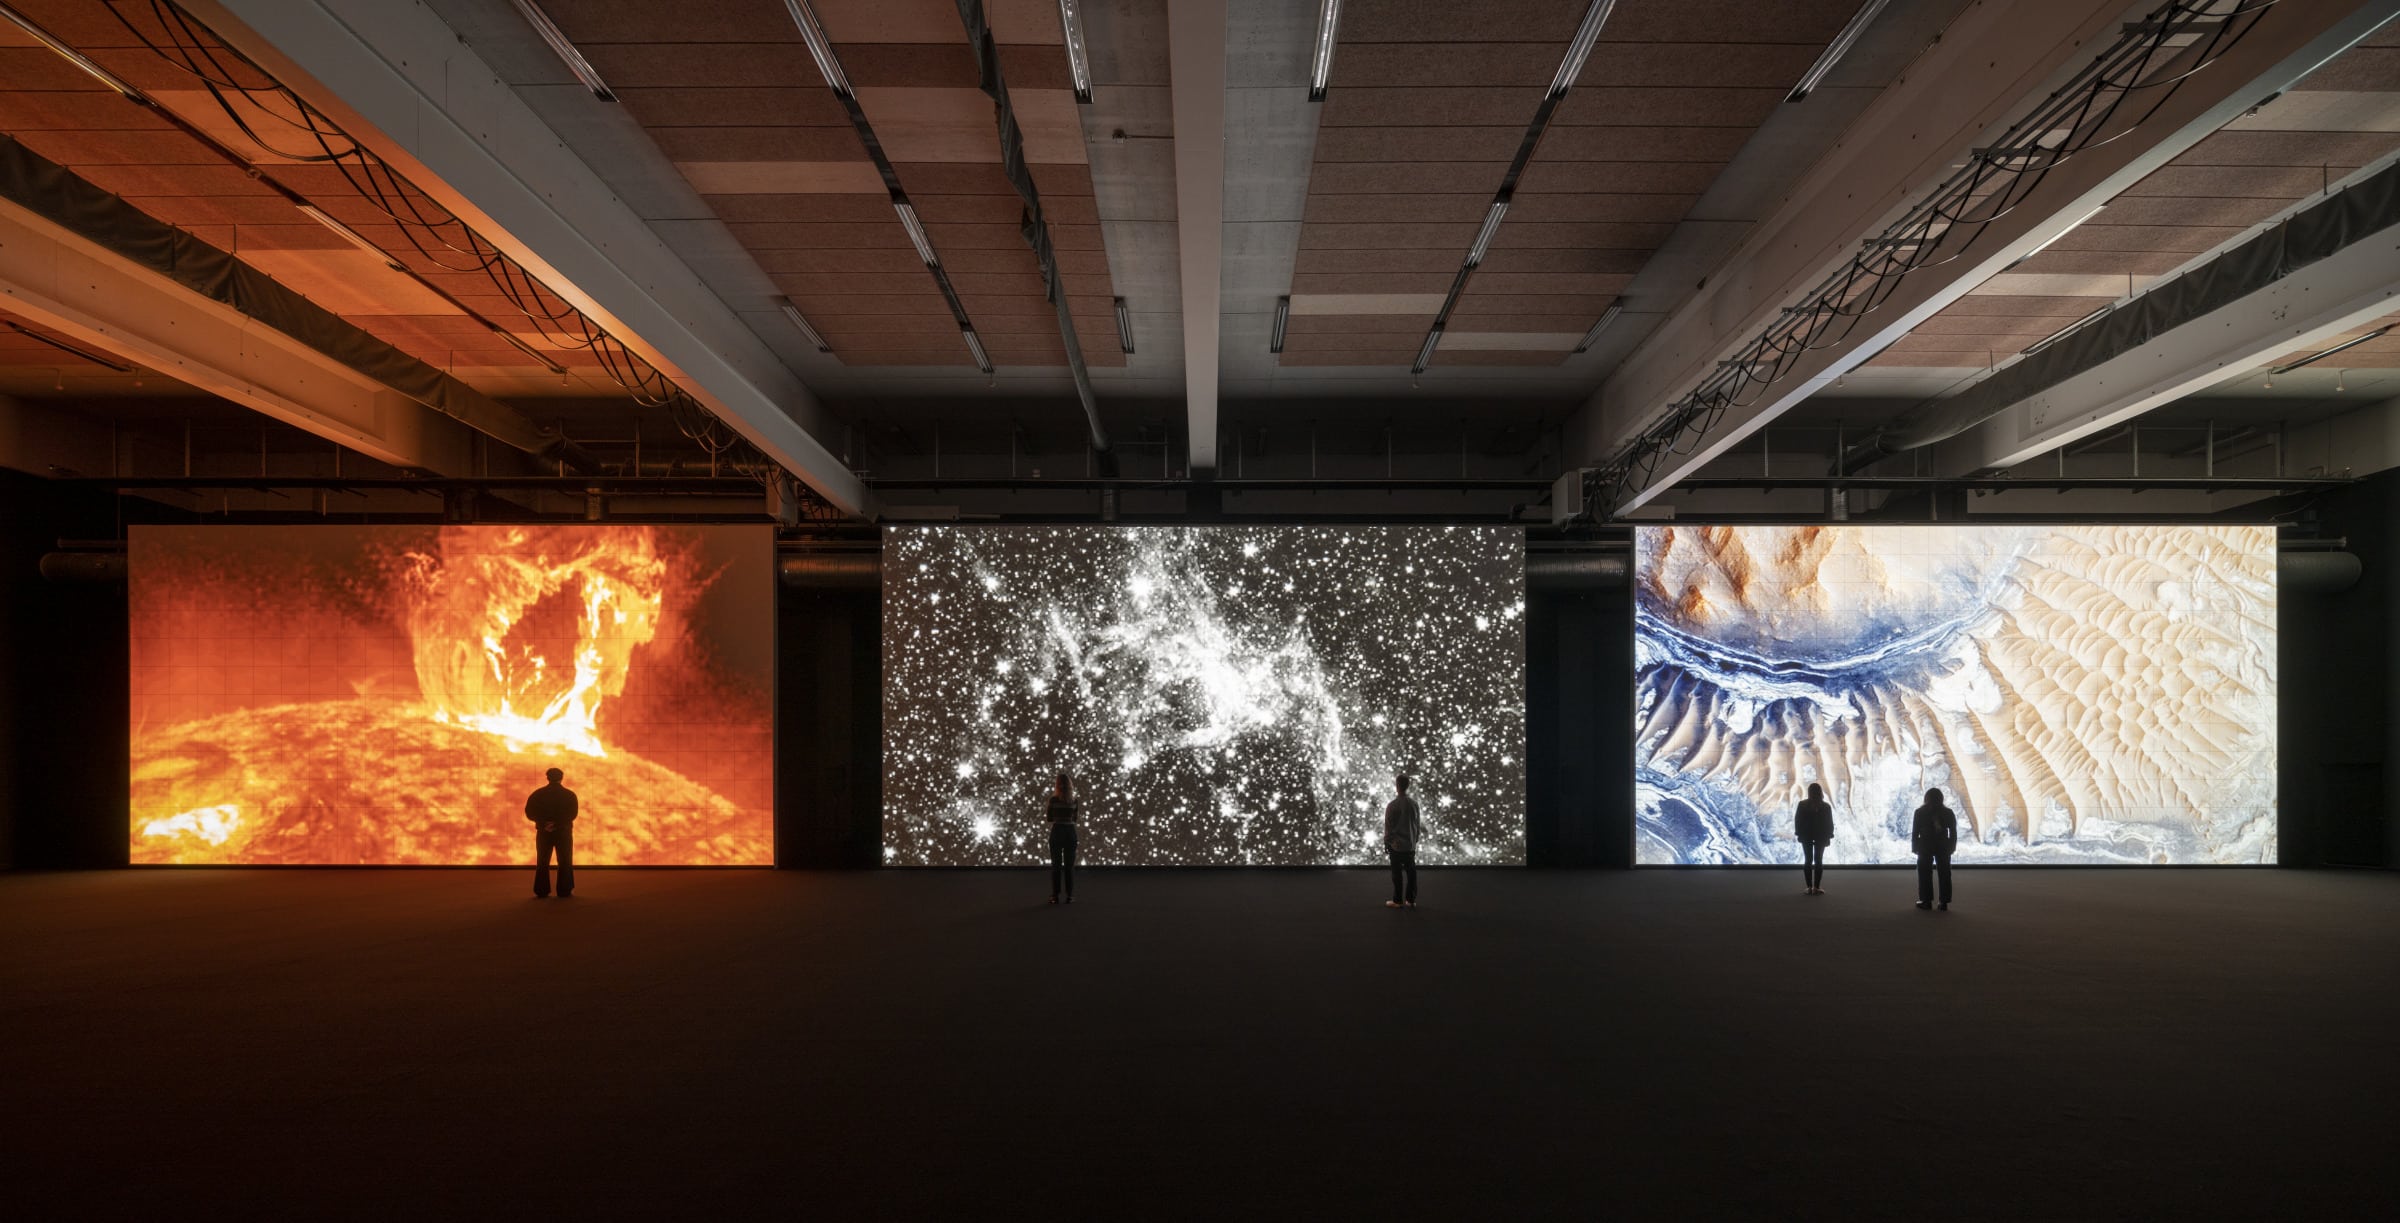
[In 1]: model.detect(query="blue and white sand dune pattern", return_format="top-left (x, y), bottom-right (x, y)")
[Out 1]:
top-left (1634, 525), bottom-right (2276, 865)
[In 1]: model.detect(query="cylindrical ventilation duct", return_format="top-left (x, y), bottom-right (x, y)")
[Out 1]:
top-left (2279, 550), bottom-right (2361, 594)
top-left (1526, 552), bottom-right (1628, 588)
top-left (779, 553), bottom-right (881, 589)
top-left (38, 552), bottom-right (126, 583)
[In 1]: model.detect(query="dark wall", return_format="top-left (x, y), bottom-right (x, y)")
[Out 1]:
top-left (2280, 470), bottom-right (2400, 867)
top-left (1526, 584), bottom-right (1634, 867)
top-left (775, 588), bottom-right (883, 867)
top-left (0, 471), bottom-right (132, 869)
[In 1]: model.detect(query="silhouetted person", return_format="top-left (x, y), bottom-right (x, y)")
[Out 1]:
top-left (1795, 782), bottom-right (1834, 895)
top-left (1384, 773), bottom-right (1422, 909)
top-left (525, 767), bottom-right (578, 899)
top-left (1912, 787), bottom-right (1957, 911)
top-left (1047, 773), bottom-right (1078, 905)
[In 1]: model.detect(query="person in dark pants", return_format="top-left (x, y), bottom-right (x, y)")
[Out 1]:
top-left (1912, 787), bottom-right (1958, 911)
top-left (525, 767), bottom-right (578, 898)
top-left (1383, 773), bottom-right (1422, 909)
top-left (1795, 782), bottom-right (1834, 895)
top-left (1047, 773), bottom-right (1079, 905)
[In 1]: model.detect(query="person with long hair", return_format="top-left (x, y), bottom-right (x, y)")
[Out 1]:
top-left (1794, 782), bottom-right (1833, 895)
top-left (1912, 787), bottom-right (1959, 911)
top-left (1047, 773), bottom-right (1079, 905)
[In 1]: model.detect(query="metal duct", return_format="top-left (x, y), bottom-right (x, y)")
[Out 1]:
top-left (2280, 550), bottom-right (2361, 594)
top-left (37, 552), bottom-right (126, 583)
top-left (1526, 553), bottom-right (1628, 588)
top-left (779, 554), bottom-right (881, 589)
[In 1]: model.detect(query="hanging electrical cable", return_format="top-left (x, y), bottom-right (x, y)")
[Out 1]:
top-left (1592, 0), bottom-right (2279, 511)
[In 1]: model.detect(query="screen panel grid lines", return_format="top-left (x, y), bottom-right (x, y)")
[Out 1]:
top-left (1633, 524), bottom-right (2277, 865)
top-left (884, 525), bottom-right (1527, 866)
top-left (129, 524), bottom-right (776, 865)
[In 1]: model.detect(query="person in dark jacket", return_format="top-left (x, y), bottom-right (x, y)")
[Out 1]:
top-left (1794, 782), bottom-right (1835, 894)
top-left (1383, 773), bottom-right (1423, 909)
top-left (1047, 773), bottom-right (1079, 905)
top-left (525, 767), bottom-right (578, 898)
top-left (1911, 787), bottom-right (1959, 911)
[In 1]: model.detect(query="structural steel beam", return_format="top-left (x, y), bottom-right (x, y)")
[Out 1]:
top-left (187, 0), bottom-right (873, 517)
top-left (1170, 0), bottom-right (1227, 473)
top-left (1572, 0), bottom-right (2392, 513)
top-left (0, 198), bottom-right (471, 473)
top-left (1952, 204), bottom-right (2400, 472)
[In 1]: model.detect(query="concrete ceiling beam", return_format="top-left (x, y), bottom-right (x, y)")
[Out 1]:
top-left (1572, 0), bottom-right (2394, 513)
top-left (0, 199), bottom-right (471, 474)
top-left (1170, 0), bottom-right (1227, 473)
top-left (185, 0), bottom-right (873, 517)
top-left (1946, 217), bottom-right (2400, 471)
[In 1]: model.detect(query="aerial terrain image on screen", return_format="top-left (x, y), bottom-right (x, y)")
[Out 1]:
top-left (1634, 524), bottom-right (2276, 865)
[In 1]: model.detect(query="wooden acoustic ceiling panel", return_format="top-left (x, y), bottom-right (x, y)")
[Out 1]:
top-left (1866, 30), bottom-right (2400, 372)
top-left (1284, 0), bottom-right (1860, 369)
top-left (0, 0), bottom-right (644, 400)
top-left (552, 0), bottom-right (1121, 370)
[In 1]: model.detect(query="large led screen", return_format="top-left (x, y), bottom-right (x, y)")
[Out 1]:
top-left (130, 525), bottom-right (774, 864)
top-left (884, 526), bottom-right (1526, 865)
top-left (1634, 524), bottom-right (2276, 865)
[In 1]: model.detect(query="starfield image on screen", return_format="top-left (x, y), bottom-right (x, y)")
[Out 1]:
top-left (883, 525), bottom-right (1526, 865)
top-left (129, 525), bottom-right (774, 864)
top-left (1633, 524), bottom-right (2276, 865)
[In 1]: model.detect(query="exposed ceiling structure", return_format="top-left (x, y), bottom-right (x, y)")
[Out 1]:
top-left (4, 0), bottom-right (2400, 522)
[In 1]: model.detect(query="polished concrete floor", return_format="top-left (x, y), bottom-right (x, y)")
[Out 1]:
top-left (2, 866), bottom-right (2394, 1220)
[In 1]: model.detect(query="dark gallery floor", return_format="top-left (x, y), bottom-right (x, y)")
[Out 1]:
top-left (3, 866), bottom-right (2394, 1220)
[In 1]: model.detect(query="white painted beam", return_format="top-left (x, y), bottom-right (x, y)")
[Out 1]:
top-left (1956, 221), bottom-right (2400, 469)
top-left (187, 0), bottom-right (873, 516)
top-left (1575, 0), bottom-right (2394, 512)
top-left (1170, 0), bottom-right (1227, 472)
top-left (0, 199), bottom-right (471, 473)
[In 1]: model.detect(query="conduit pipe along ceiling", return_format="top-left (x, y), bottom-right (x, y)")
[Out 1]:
top-left (780, 0), bottom-right (992, 374)
top-left (1407, 0), bottom-right (1615, 375)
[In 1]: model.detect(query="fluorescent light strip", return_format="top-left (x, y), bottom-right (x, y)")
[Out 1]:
top-left (1466, 198), bottom-right (1509, 267)
top-left (0, 2), bottom-right (143, 99)
top-left (2021, 305), bottom-right (2110, 356)
top-left (1412, 327), bottom-right (1442, 374)
top-left (1548, 0), bottom-right (1618, 100)
top-left (1308, 0), bottom-right (1342, 101)
top-left (2272, 325), bottom-right (2394, 374)
top-left (509, 0), bottom-right (615, 101)
top-left (1058, 0), bottom-right (1093, 103)
top-left (296, 204), bottom-right (408, 272)
top-left (781, 300), bottom-right (832, 352)
top-left (893, 200), bottom-right (939, 266)
top-left (962, 328), bottom-right (993, 373)
top-left (1113, 296), bottom-right (1134, 354)
top-left (1574, 303), bottom-right (1623, 353)
top-left (1, 320), bottom-right (133, 372)
top-left (784, 0), bottom-right (853, 98)
top-left (1787, 0), bottom-right (1895, 102)
top-left (1271, 296), bottom-right (1290, 354)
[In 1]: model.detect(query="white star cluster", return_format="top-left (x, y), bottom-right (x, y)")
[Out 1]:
top-left (882, 526), bottom-right (1527, 865)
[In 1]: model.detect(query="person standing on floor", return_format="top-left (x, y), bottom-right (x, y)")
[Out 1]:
top-left (1912, 787), bottom-right (1958, 911)
top-left (1384, 773), bottom-right (1422, 909)
top-left (1047, 773), bottom-right (1079, 905)
top-left (525, 767), bottom-right (578, 899)
top-left (1795, 782), bottom-right (1834, 895)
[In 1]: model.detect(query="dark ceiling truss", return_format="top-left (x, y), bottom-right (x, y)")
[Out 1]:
top-left (955, 0), bottom-right (1109, 453)
top-left (92, 0), bottom-right (782, 480)
top-left (1591, 0), bottom-right (2281, 512)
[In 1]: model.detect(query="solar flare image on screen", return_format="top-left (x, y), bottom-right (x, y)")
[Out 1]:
top-left (1633, 524), bottom-right (2277, 865)
top-left (129, 525), bottom-right (774, 865)
top-left (883, 525), bottom-right (1526, 866)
